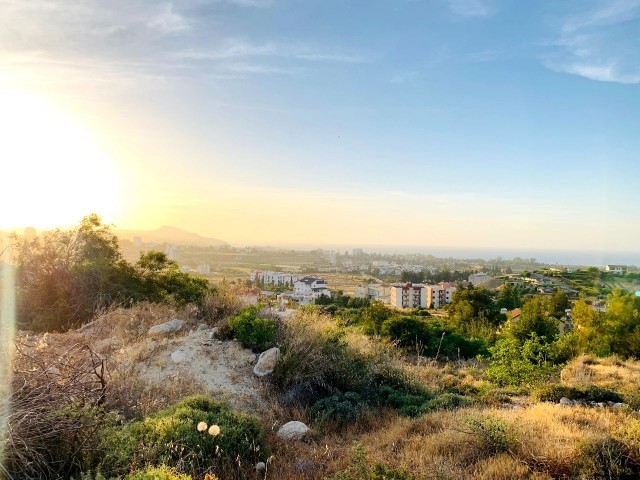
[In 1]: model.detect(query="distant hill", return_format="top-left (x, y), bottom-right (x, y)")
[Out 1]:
top-left (115, 226), bottom-right (228, 247)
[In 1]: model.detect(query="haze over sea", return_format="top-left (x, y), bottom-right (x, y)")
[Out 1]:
top-left (270, 244), bottom-right (640, 267)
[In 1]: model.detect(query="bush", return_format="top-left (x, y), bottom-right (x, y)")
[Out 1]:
top-left (126, 466), bottom-right (193, 480)
top-left (533, 384), bottom-right (624, 403)
top-left (424, 393), bottom-right (473, 412)
top-left (381, 316), bottom-right (485, 359)
top-left (331, 444), bottom-right (413, 480)
top-left (310, 392), bottom-right (368, 426)
top-left (575, 437), bottom-right (640, 479)
top-left (486, 334), bottom-right (558, 386)
top-left (227, 305), bottom-right (276, 351)
top-left (468, 416), bottom-right (515, 454)
top-left (98, 396), bottom-right (267, 478)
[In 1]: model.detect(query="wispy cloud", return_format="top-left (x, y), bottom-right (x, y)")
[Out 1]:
top-left (544, 0), bottom-right (640, 84)
top-left (389, 71), bottom-right (419, 85)
top-left (445, 0), bottom-right (495, 19)
top-left (147, 3), bottom-right (191, 34)
top-left (177, 38), bottom-right (366, 63)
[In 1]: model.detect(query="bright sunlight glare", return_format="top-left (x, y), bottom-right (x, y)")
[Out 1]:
top-left (0, 89), bottom-right (120, 230)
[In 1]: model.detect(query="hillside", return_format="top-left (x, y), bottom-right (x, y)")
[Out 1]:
top-left (116, 225), bottom-right (228, 247)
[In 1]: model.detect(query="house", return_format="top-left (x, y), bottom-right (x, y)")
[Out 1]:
top-left (468, 272), bottom-right (490, 286)
top-left (250, 271), bottom-right (301, 286)
top-left (355, 284), bottom-right (390, 303)
top-left (605, 265), bottom-right (627, 274)
top-left (291, 277), bottom-right (331, 304)
top-left (390, 283), bottom-right (427, 308)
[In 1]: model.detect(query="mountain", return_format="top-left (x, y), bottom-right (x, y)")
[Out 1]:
top-left (115, 226), bottom-right (228, 247)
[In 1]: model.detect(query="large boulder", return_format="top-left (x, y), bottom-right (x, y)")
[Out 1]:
top-left (170, 348), bottom-right (188, 363)
top-left (277, 421), bottom-right (310, 441)
top-left (148, 319), bottom-right (185, 337)
top-left (253, 347), bottom-right (280, 377)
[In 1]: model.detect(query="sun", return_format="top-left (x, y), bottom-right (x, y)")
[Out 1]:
top-left (0, 88), bottom-right (121, 230)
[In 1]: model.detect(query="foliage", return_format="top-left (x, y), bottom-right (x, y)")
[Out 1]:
top-left (381, 316), bottom-right (486, 359)
top-left (533, 384), bottom-right (623, 403)
top-left (13, 214), bottom-right (212, 331)
top-left (496, 283), bottom-right (523, 310)
top-left (227, 305), bottom-right (276, 351)
top-left (310, 392), bottom-right (368, 426)
top-left (361, 301), bottom-right (393, 334)
top-left (446, 285), bottom-right (505, 340)
top-left (98, 396), bottom-right (266, 478)
top-left (486, 334), bottom-right (558, 386)
top-left (507, 295), bottom-right (559, 345)
top-left (125, 465), bottom-right (193, 480)
top-left (575, 437), bottom-right (640, 479)
top-left (467, 416), bottom-right (515, 454)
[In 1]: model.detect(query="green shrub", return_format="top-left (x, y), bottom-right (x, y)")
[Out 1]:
top-left (468, 416), bottom-right (515, 454)
top-left (126, 465), bottom-right (192, 480)
top-left (423, 393), bottom-right (473, 412)
top-left (311, 392), bottom-right (368, 426)
top-left (575, 437), bottom-right (640, 479)
top-left (533, 384), bottom-right (623, 403)
top-left (98, 396), bottom-right (267, 478)
top-left (228, 305), bottom-right (276, 351)
top-left (381, 316), bottom-right (485, 359)
top-left (486, 334), bottom-right (558, 386)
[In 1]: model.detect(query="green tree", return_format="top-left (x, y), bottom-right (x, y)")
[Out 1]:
top-left (507, 295), bottom-right (559, 345)
top-left (446, 285), bottom-right (504, 339)
top-left (362, 301), bottom-right (393, 334)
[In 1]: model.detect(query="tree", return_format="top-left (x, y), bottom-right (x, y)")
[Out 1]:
top-left (507, 296), bottom-right (559, 345)
top-left (362, 301), bottom-right (392, 334)
top-left (446, 285), bottom-right (504, 339)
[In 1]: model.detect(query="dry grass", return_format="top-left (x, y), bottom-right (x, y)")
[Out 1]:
top-left (253, 400), bottom-right (638, 479)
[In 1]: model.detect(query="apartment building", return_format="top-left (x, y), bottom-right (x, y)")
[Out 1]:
top-left (389, 283), bottom-right (427, 308)
top-left (250, 271), bottom-right (301, 286)
top-left (426, 282), bottom-right (457, 308)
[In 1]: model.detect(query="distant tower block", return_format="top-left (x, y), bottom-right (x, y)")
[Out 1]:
top-left (133, 236), bottom-right (142, 248)
top-left (24, 227), bottom-right (36, 239)
top-left (166, 244), bottom-right (178, 260)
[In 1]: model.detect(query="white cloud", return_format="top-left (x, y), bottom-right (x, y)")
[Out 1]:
top-left (545, 0), bottom-right (640, 84)
top-left (446, 0), bottom-right (495, 18)
top-left (147, 3), bottom-right (190, 34)
top-left (177, 38), bottom-right (366, 63)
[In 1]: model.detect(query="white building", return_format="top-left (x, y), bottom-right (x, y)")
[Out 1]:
top-left (468, 272), bottom-right (490, 286)
top-left (179, 265), bottom-right (192, 273)
top-left (292, 277), bottom-right (331, 304)
top-left (389, 283), bottom-right (427, 308)
top-left (355, 284), bottom-right (390, 303)
top-left (426, 282), bottom-right (457, 309)
top-left (250, 271), bottom-right (301, 286)
top-left (605, 265), bottom-right (627, 274)
top-left (166, 244), bottom-right (178, 261)
top-left (197, 264), bottom-right (211, 275)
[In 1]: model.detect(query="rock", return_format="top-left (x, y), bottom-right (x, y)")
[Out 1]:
top-left (612, 402), bottom-right (627, 409)
top-left (559, 397), bottom-right (574, 405)
top-left (209, 328), bottom-right (218, 339)
top-left (276, 421), bottom-right (310, 441)
top-left (255, 462), bottom-right (266, 472)
top-left (171, 348), bottom-right (188, 363)
top-left (595, 402), bottom-right (605, 408)
top-left (253, 347), bottom-right (280, 377)
top-left (44, 366), bottom-right (61, 376)
top-left (147, 319), bottom-right (185, 337)
top-left (197, 323), bottom-right (208, 331)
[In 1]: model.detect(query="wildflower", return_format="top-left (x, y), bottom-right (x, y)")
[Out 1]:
top-left (208, 424), bottom-right (221, 436)
top-left (197, 421), bottom-right (208, 432)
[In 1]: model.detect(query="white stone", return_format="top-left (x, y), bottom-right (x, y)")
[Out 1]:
top-left (276, 421), bottom-right (310, 441)
top-left (44, 366), bottom-right (60, 376)
top-left (255, 462), bottom-right (266, 472)
top-left (147, 319), bottom-right (185, 337)
top-left (171, 348), bottom-right (188, 363)
top-left (612, 402), bottom-right (627, 409)
top-left (559, 397), bottom-right (574, 405)
top-left (253, 347), bottom-right (280, 377)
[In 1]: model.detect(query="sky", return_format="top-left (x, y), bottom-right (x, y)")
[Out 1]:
top-left (1, 0), bottom-right (639, 255)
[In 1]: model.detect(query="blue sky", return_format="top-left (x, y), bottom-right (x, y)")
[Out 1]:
top-left (1, 0), bottom-right (639, 255)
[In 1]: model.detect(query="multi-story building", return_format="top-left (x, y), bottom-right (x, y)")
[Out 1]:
top-left (292, 277), bottom-right (331, 304)
top-left (355, 284), bottom-right (390, 303)
top-left (425, 282), bottom-right (457, 308)
top-left (250, 271), bottom-right (301, 286)
top-left (197, 264), bottom-right (211, 275)
top-left (468, 272), bottom-right (490, 286)
top-left (389, 283), bottom-right (427, 308)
